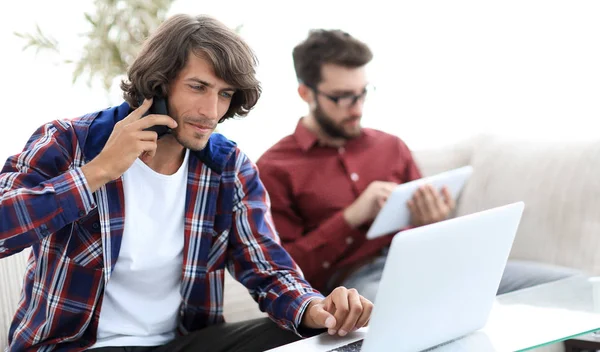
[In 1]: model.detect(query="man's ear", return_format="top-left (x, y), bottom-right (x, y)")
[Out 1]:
top-left (298, 84), bottom-right (314, 104)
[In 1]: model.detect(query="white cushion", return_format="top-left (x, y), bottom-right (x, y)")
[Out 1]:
top-left (412, 136), bottom-right (477, 178)
top-left (455, 136), bottom-right (600, 275)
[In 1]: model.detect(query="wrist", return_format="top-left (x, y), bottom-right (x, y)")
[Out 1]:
top-left (81, 158), bottom-right (114, 192)
top-left (301, 298), bottom-right (323, 328)
top-left (343, 205), bottom-right (363, 228)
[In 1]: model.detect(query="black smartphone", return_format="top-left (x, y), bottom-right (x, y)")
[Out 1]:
top-left (138, 96), bottom-right (171, 138)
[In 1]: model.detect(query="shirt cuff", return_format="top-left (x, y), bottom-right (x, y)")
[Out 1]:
top-left (300, 211), bottom-right (364, 252)
top-left (290, 293), bottom-right (326, 337)
top-left (55, 167), bottom-right (97, 223)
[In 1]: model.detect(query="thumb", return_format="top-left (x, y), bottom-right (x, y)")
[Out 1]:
top-left (311, 305), bottom-right (337, 329)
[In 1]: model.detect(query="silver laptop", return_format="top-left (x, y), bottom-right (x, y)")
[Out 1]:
top-left (268, 202), bottom-right (524, 352)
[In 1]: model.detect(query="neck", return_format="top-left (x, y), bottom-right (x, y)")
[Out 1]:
top-left (302, 114), bottom-right (347, 148)
top-left (141, 135), bottom-right (186, 175)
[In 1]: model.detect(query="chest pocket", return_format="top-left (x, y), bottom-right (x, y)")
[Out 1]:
top-left (64, 208), bottom-right (104, 269)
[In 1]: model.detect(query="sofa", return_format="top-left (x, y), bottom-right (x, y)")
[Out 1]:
top-left (2, 133), bottom-right (599, 350)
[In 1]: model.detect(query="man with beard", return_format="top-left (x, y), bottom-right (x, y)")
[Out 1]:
top-left (256, 29), bottom-right (455, 301)
top-left (257, 29), bottom-right (580, 302)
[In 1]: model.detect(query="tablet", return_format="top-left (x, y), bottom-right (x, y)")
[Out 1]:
top-left (366, 165), bottom-right (474, 239)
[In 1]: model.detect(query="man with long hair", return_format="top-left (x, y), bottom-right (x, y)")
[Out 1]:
top-left (0, 15), bottom-right (373, 352)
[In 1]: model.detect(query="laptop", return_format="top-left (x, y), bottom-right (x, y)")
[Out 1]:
top-left (366, 166), bottom-right (474, 239)
top-left (268, 202), bottom-right (524, 352)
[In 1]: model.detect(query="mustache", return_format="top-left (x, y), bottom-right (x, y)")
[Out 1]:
top-left (342, 116), bottom-right (361, 123)
top-left (183, 117), bottom-right (218, 129)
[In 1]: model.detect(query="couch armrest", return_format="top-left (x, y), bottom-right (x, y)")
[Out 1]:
top-left (0, 249), bottom-right (30, 349)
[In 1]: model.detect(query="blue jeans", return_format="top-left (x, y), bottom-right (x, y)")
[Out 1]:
top-left (340, 255), bottom-right (388, 302)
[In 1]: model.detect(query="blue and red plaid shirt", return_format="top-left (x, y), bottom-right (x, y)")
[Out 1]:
top-left (0, 102), bottom-right (323, 351)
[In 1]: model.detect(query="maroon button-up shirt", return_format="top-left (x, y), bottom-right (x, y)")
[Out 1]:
top-left (257, 119), bottom-right (422, 291)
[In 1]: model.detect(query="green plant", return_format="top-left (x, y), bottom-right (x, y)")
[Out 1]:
top-left (15, 0), bottom-right (175, 91)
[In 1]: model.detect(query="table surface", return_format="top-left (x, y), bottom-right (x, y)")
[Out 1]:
top-left (270, 275), bottom-right (600, 352)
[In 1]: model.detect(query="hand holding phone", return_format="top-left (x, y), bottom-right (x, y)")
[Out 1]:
top-left (138, 96), bottom-right (172, 138)
top-left (81, 99), bottom-right (178, 191)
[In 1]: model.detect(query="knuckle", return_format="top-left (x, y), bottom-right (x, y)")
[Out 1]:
top-left (123, 124), bottom-right (135, 134)
top-left (337, 306), bottom-right (349, 315)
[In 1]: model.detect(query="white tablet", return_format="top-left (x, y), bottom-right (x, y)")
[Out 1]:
top-left (366, 165), bottom-right (474, 239)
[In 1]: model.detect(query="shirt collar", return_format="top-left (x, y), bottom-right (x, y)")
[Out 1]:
top-left (293, 118), bottom-right (320, 152)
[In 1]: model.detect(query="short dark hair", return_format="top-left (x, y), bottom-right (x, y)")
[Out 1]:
top-left (121, 14), bottom-right (261, 122)
top-left (292, 29), bottom-right (373, 88)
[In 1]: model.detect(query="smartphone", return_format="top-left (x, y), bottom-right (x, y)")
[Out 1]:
top-left (138, 96), bottom-right (171, 138)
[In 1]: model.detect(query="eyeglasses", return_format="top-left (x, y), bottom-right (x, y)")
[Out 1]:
top-left (310, 85), bottom-right (374, 109)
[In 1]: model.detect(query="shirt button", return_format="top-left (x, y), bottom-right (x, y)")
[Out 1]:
top-left (78, 211), bottom-right (86, 217)
top-left (350, 173), bottom-right (359, 182)
top-left (322, 261), bottom-right (331, 269)
top-left (345, 237), bottom-right (354, 245)
top-left (338, 147), bottom-right (345, 154)
top-left (92, 222), bottom-right (100, 230)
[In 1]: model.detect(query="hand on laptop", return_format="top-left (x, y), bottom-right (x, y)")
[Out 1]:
top-left (408, 184), bottom-right (455, 227)
top-left (301, 287), bottom-right (373, 337)
top-left (343, 181), bottom-right (397, 228)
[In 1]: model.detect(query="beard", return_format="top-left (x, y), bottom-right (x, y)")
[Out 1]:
top-left (170, 115), bottom-right (217, 151)
top-left (313, 101), bottom-right (362, 140)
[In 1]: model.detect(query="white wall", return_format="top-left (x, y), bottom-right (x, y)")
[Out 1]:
top-left (0, 1), bottom-right (103, 162)
top-left (2, 0), bottom-right (599, 164)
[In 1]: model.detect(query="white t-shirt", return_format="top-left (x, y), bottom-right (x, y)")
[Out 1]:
top-left (91, 150), bottom-right (190, 348)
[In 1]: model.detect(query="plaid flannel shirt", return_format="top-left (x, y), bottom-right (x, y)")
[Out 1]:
top-left (0, 102), bottom-right (323, 351)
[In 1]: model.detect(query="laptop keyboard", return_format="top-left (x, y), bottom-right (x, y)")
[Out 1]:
top-left (326, 339), bottom-right (364, 352)
top-left (324, 336), bottom-right (458, 351)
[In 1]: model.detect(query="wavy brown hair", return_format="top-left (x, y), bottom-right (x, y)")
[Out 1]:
top-left (293, 29), bottom-right (373, 88)
top-left (121, 14), bottom-right (261, 122)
